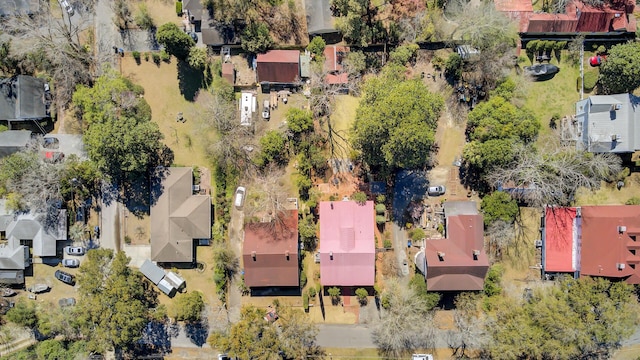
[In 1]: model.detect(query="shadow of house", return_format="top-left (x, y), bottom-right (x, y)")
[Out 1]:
top-left (0, 76), bottom-right (49, 131)
top-left (243, 210), bottom-right (300, 295)
top-left (150, 167), bottom-right (211, 266)
top-left (416, 201), bottom-right (489, 292)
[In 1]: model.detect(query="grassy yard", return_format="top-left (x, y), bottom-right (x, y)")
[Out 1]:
top-left (575, 173), bottom-right (640, 206)
top-left (324, 95), bottom-right (360, 159)
top-left (323, 347), bottom-right (455, 359)
top-left (120, 56), bottom-right (213, 173)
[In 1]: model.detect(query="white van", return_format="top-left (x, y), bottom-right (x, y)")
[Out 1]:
top-left (234, 186), bottom-right (246, 209)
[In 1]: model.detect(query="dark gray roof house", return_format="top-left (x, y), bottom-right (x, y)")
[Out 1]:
top-left (0, 208), bottom-right (68, 258)
top-left (0, 0), bottom-right (40, 16)
top-left (575, 94), bottom-right (640, 153)
top-left (0, 130), bottom-right (32, 157)
top-left (201, 15), bottom-right (241, 47)
top-left (183, 0), bottom-right (204, 22)
top-left (0, 76), bottom-right (48, 124)
top-left (305, 0), bottom-right (338, 36)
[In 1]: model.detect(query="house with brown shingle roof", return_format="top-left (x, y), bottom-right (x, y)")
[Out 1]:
top-left (151, 167), bottom-right (211, 264)
top-left (543, 205), bottom-right (640, 284)
top-left (416, 201), bottom-right (489, 291)
top-left (243, 210), bottom-right (299, 289)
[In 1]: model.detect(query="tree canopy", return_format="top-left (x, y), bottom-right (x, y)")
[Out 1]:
top-left (73, 70), bottom-right (167, 180)
top-left (481, 191), bottom-right (519, 226)
top-left (240, 22), bottom-right (274, 54)
top-left (256, 130), bottom-right (288, 167)
top-left (599, 41), bottom-right (640, 94)
top-left (332, 0), bottom-right (396, 46)
top-left (352, 65), bottom-right (443, 172)
top-left (156, 22), bottom-right (195, 60)
top-left (172, 291), bottom-right (205, 322)
top-left (208, 303), bottom-right (322, 360)
top-left (488, 277), bottom-right (639, 359)
top-left (75, 249), bottom-right (159, 354)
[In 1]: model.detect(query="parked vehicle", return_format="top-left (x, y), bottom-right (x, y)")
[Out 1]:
top-left (55, 270), bottom-right (75, 285)
top-left (64, 246), bottom-right (85, 256)
top-left (427, 185), bottom-right (446, 196)
top-left (262, 100), bottom-right (270, 119)
top-left (57, 0), bottom-right (74, 15)
top-left (62, 258), bottom-right (80, 268)
top-left (234, 186), bottom-right (246, 209)
top-left (28, 284), bottom-right (50, 293)
top-left (58, 298), bottom-right (76, 307)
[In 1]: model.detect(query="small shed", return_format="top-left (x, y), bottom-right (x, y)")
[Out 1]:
top-left (140, 259), bottom-right (166, 285)
top-left (222, 63), bottom-right (235, 85)
top-left (0, 270), bottom-right (24, 285)
top-left (299, 54), bottom-right (311, 78)
top-left (158, 278), bottom-right (177, 297)
top-left (165, 271), bottom-right (186, 291)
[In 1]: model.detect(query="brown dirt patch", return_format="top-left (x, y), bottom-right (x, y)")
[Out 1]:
top-left (123, 213), bottom-right (150, 245)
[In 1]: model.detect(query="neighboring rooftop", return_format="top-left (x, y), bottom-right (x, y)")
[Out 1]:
top-left (1, 210), bottom-right (67, 257)
top-left (574, 93), bottom-right (640, 153)
top-left (0, 130), bottom-right (32, 157)
top-left (151, 167), bottom-right (211, 263)
top-left (0, 76), bottom-right (47, 122)
top-left (256, 50), bottom-right (301, 84)
top-left (422, 201), bottom-right (489, 291)
top-left (183, 0), bottom-right (203, 22)
top-left (319, 201), bottom-right (375, 287)
top-left (243, 210), bottom-right (299, 288)
top-left (305, 0), bottom-right (337, 35)
top-left (543, 207), bottom-right (579, 273)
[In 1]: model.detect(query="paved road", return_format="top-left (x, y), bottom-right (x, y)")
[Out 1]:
top-left (94, 0), bottom-right (118, 66)
top-left (317, 324), bottom-right (376, 348)
top-left (100, 182), bottom-right (120, 252)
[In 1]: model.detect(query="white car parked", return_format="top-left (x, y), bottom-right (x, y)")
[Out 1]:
top-left (58, 0), bottom-right (74, 15)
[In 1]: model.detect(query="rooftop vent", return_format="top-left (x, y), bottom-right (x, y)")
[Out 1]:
top-left (611, 134), bottom-right (621, 142)
top-left (576, 207), bottom-right (582, 218)
top-left (330, 202), bottom-right (334, 209)
top-left (618, 226), bottom-right (627, 233)
top-left (437, 252), bottom-right (445, 261)
top-left (329, 251), bottom-right (334, 260)
top-left (251, 251), bottom-right (256, 261)
top-left (285, 250), bottom-right (290, 260)
top-left (617, 263), bottom-right (626, 270)
top-left (611, 104), bottom-right (622, 111)
top-left (472, 250), bottom-right (480, 261)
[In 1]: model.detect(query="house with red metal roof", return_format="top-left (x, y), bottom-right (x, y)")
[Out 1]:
top-left (256, 50), bottom-right (301, 87)
top-left (416, 201), bottom-right (489, 291)
top-left (319, 201), bottom-right (375, 287)
top-left (542, 205), bottom-right (640, 284)
top-left (323, 45), bottom-right (350, 86)
top-left (243, 210), bottom-right (299, 289)
top-left (495, 0), bottom-right (636, 34)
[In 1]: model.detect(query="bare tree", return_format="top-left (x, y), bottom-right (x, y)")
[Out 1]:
top-left (446, 293), bottom-right (488, 358)
top-left (486, 220), bottom-right (515, 261)
top-left (244, 166), bottom-right (292, 226)
top-left (372, 279), bottom-right (437, 357)
top-left (487, 140), bottom-right (622, 207)
top-left (0, 0), bottom-right (99, 107)
top-left (446, 0), bottom-right (518, 52)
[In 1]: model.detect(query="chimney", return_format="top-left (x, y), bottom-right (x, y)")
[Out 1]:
top-left (437, 252), bottom-right (445, 261)
top-left (330, 202), bottom-right (334, 209)
top-left (617, 263), bottom-right (626, 271)
top-left (329, 251), bottom-right (334, 260)
top-left (285, 250), bottom-right (290, 260)
top-left (472, 250), bottom-right (480, 261)
top-left (618, 225), bottom-right (627, 233)
top-left (251, 251), bottom-right (256, 261)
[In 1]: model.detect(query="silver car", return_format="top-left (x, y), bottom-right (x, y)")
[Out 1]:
top-left (62, 258), bottom-right (80, 268)
top-left (64, 246), bottom-right (85, 256)
top-left (427, 185), bottom-right (446, 196)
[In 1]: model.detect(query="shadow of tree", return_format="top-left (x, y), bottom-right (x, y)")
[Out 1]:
top-left (138, 321), bottom-right (172, 354)
top-left (185, 319), bottom-right (209, 347)
top-left (392, 170), bottom-right (428, 226)
top-left (177, 60), bottom-right (205, 102)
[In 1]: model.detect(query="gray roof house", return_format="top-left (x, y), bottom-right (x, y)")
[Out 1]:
top-left (0, 236), bottom-right (29, 285)
top-left (183, 0), bottom-right (203, 23)
top-left (305, 0), bottom-right (338, 36)
top-left (0, 76), bottom-right (48, 123)
top-left (575, 94), bottom-right (640, 153)
top-left (0, 0), bottom-right (40, 16)
top-left (151, 167), bottom-right (211, 263)
top-left (0, 210), bottom-right (67, 258)
top-left (0, 130), bottom-right (32, 157)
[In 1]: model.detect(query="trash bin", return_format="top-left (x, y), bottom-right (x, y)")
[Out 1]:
top-left (407, 240), bottom-right (412, 248)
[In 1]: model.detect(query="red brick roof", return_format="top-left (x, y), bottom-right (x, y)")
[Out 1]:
top-left (243, 210), bottom-right (299, 287)
top-left (425, 214), bottom-right (489, 291)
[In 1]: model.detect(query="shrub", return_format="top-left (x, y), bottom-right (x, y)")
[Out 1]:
top-left (175, 1), bottom-right (182, 15)
top-left (383, 238), bottom-right (392, 248)
top-left (352, 191), bottom-right (367, 204)
top-left (135, 3), bottom-right (155, 30)
top-left (144, 52), bottom-right (150, 61)
top-left (124, 235), bottom-right (132, 244)
top-left (300, 269), bottom-right (307, 288)
top-left (376, 195), bottom-right (386, 203)
top-left (375, 203), bottom-right (386, 215)
top-left (160, 50), bottom-right (171, 62)
top-left (597, 45), bottom-right (606, 54)
top-left (381, 292), bottom-right (391, 309)
top-left (132, 51), bottom-right (141, 64)
top-left (328, 287), bottom-right (341, 305)
top-left (152, 52), bottom-right (161, 64)
top-left (409, 228), bottom-right (425, 241)
top-left (389, 43), bottom-right (420, 65)
top-left (445, 53), bottom-right (462, 79)
top-left (308, 286), bottom-right (317, 298)
top-left (316, 282), bottom-right (322, 293)
top-left (583, 71), bottom-right (598, 92)
top-left (303, 291), bottom-right (309, 312)
top-left (626, 197), bottom-right (640, 205)
top-left (172, 291), bottom-right (205, 322)
top-left (355, 288), bottom-right (368, 306)
top-left (307, 36), bottom-right (326, 59)
top-left (484, 264), bottom-right (505, 297)
top-left (377, 215), bottom-right (386, 225)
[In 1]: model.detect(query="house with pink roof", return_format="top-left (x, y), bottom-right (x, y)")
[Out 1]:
top-left (319, 200), bottom-right (375, 287)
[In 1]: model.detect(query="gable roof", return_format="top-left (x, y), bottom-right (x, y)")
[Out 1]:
top-left (424, 202), bottom-right (489, 291)
top-left (256, 50), bottom-right (301, 83)
top-left (543, 207), bottom-right (578, 273)
top-left (0, 130), bottom-right (32, 157)
top-left (580, 206), bottom-right (640, 283)
top-left (319, 201), bottom-right (375, 286)
top-left (0, 76), bottom-right (47, 121)
top-left (183, 0), bottom-right (203, 21)
top-left (305, 0), bottom-right (337, 35)
top-left (4, 211), bottom-right (67, 257)
top-left (575, 93), bottom-right (640, 153)
top-left (140, 259), bottom-right (166, 285)
top-left (0, 236), bottom-right (28, 270)
top-left (151, 167), bottom-right (211, 263)
top-left (243, 210), bottom-right (299, 287)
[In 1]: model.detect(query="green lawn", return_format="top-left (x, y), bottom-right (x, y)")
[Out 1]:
top-left (324, 95), bottom-right (360, 159)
